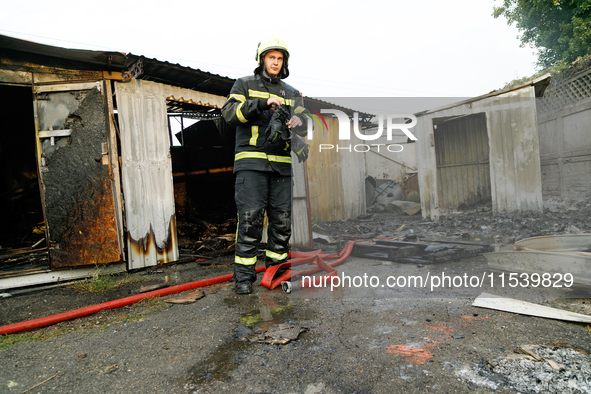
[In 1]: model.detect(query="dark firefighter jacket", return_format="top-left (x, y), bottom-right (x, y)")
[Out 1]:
top-left (221, 73), bottom-right (310, 176)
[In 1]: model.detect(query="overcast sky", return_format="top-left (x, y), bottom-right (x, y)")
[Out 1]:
top-left (1, 0), bottom-right (539, 112)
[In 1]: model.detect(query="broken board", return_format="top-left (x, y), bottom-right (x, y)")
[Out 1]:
top-left (472, 293), bottom-right (591, 323)
top-left (514, 234), bottom-right (591, 254)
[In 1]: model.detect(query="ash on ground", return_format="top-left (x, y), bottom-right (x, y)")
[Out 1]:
top-left (456, 346), bottom-right (591, 393)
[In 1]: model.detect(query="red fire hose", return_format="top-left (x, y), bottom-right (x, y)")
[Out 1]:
top-left (0, 266), bottom-right (267, 335)
top-left (261, 241), bottom-right (355, 290)
top-left (0, 242), bottom-right (356, 336)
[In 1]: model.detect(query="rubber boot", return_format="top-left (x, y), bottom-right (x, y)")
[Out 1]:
top-left (235, 281), bottom-right (253, 295)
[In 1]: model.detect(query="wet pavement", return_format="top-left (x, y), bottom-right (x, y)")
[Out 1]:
top-left (1, 200), bottom-right (591, 393)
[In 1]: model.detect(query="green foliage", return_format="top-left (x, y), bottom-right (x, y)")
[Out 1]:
top-left (0, 328), bottom-right (70, 351)
top-left (494, 0), bottom-right (591, 68)
top-left (0, 332), bottom-right (40, 351)
top-left (503, 53), bottom-right (591, 88)
top-left (67, 267), bottom-right (144, 293)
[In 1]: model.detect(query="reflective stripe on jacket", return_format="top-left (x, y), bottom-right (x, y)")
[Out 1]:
top-left (222, 73), bottom-right (309, 176)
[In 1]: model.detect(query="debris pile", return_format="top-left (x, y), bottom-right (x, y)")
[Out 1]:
top-left (456, 344), bottom-right (591, 393)
top-left (0, 249), bottom-right (49, 275)
top-left (351, 239), bottom-right (493, 264)
top-left (177, 218), bottom-right (236, 254)
top-left (164, 290), bottom-right (205, 304)
top-left (311, 197), bottom-right (591, 253)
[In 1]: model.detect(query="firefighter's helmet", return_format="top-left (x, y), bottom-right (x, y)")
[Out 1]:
top-left (255, 36), bottom-right (290, 79)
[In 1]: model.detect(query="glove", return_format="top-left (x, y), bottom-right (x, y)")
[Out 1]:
top-left (266, 105), bottom-right (291, 144)
top-left (291, 134), bottom-right (309, 163)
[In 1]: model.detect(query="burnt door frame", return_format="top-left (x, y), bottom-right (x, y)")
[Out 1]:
top-left (33, 80), bottom-right (122, 268)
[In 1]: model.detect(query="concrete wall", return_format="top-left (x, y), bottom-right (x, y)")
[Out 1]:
top-left (364, 141), bottom-right (417, 183)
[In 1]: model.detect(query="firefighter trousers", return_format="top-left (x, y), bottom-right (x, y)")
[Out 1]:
top-left (233, 170), bottom-right (292, 283)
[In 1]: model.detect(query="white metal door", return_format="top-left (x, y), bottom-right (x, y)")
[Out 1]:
top-left (115, 80), bottom-right (178, 269)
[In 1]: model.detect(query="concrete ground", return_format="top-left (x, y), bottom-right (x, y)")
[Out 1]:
top-left (1, 202), bottom-right (591, 393)
top-left (1, 252), bottom-right (590, 393)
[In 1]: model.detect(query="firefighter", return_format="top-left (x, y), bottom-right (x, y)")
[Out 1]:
top-left (222, 36), bottom-right (310, 294)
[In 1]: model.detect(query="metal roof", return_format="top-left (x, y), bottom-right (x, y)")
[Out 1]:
top-left (0, 34), bottom-right (377, 107)
top-left (0, 34), bottom-right (127, 69)
top-left (0, 34), bottom-right (234, 96)
top-left (124, 54), bottom-right (234, 97)
top-left (303, 97), bottom-right (374, 123)
top-left (415, 74), bottom-right (552, 117)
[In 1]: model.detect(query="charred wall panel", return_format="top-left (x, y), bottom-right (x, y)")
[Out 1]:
top-left (306, 117), bottom-right (344, 222)
top-left (292, 150), bottom-right (312, 248)
top-left (306, 117), bottom-right (366, 222)
top-left (35, 85), bottom-right (120, 268)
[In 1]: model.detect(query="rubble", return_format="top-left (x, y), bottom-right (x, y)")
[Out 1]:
top-left (456, 346), bottom-right (591, 393)
top-left (385, 200), bottom-right (421, 215)
top-left (176, 217), bottom-right (237, 255)
top-left (312, 197), bottom-right (591, 253)
top-left (491, 346), bottom-right (591, 393)
top-left (455, 342), bottom-right (591, 393)
top-left (351, 239), bottom-right (493, 264)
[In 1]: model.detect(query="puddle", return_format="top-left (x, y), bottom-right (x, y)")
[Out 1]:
top-left (182, 295), bottom-right (316, 389)
top-left (183, 340), bottom-right (248, 386)
top-left (224, 292), bottom-right (316, 325)
top-left (240, 304), bottom-right (292, 327)
top-left (223, 291), bottom-right (289, 310)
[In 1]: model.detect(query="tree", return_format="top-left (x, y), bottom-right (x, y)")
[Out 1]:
top-left (494, 0), bottom-right (591, 68)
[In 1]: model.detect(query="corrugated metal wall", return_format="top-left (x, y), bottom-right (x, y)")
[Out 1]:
top-left (115, 80), bottom-right (178, 269)
top-left (292, 153), bottom-right (312, 247)
top-left (415, 87), bottom-right (543, 220)
top-left (306, 117), bottom-right (366, 222)
top-left (434, 113), bottom-right (491, 209)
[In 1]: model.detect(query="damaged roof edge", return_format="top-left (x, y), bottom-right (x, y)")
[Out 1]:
top-left (0, 34), bottom-right (127, 68)
top-left (1, 34), bottom-right (375, 113)
top-left (125, 54), bottom-right (235, 96)
top-left (415, 73), bottom-right (552, 117)
top-left (0, 34), bottom-right (235, 96)
top-left (303, 96), bottom-right (374, 119)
